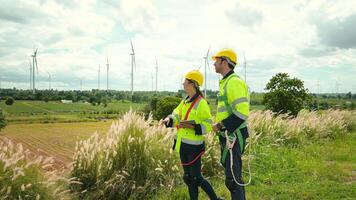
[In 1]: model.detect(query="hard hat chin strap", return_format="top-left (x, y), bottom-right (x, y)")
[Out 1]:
top-left (220, 56), bottom-right (236, 67)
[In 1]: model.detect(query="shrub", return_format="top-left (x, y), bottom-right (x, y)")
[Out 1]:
top-left (154, 96), bottom-right (181, 120)
top-left (5, 97), bottom-right (15, 106)
top-left (0, 108), bottom-right (6, 131)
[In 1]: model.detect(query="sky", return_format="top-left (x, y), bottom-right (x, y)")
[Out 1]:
top-left (0, 0), bottom-right (356, 93)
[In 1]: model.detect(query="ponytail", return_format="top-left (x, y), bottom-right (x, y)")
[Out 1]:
top-left (195, 85), bottom-right (204, 98)
top-left (187, 79), bottom-right (204, 98)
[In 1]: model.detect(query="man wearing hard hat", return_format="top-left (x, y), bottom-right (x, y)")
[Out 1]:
top-left (212, 49), bottom-right (250, 200)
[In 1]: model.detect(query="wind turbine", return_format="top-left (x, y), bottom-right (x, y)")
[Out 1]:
top-left (98, 64), bottom-right (100, 90)
top-left (29, 60), bottom-right (32, 90)
top-left (47, 72), bottom-right (51, 90)
top-left (243, 52), bottom-right (247, 82)
top-left (31, 48), bottom-right (39, 94)
top-left (203, 47), bottom-right (210, 97)
top-left (106, 57), bottom-right (109, 91)
top-left (130, 39), bottom-right (136, 95)
top-left (155, 59), bottom-right (158, 92)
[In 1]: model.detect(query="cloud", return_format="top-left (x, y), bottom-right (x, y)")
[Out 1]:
top-left (0, 1), bottom-right (47, 24)
top-left (299, 45), bottom-right (336, 58)
top-left (226, 2), bottom-right (263, 27)
top-left (0, 0), bottom-right (355, 93)
top-left (315, 14), bottom-right (356, 49)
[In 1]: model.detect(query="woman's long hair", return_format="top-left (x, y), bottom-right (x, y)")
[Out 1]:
top-left (187, 79), bottom-right (204, 98)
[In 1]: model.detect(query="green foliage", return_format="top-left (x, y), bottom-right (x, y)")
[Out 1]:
top-left (5, 97), bottom-right (15, 106)
top-left (154, 96), bottom-right (181, 120)
top-left (0, 108), bottom-right (6, 131)
top-left (262, 73), bottom-right (310, 116)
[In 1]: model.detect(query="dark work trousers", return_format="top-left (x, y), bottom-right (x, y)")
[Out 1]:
top-left (179, 142), bottom-right (218, 200)
top-left (219, 134), bottom-right (246, 200)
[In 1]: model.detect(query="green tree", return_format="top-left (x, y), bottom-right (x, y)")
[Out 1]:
top-left (5, 97), bottom-right (15, 106)
top-left (0, 108), bottom-right (6, 131)
top-left (262, 73), bottom-right (310, 116)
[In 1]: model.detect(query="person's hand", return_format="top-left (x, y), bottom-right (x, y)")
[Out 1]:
top-left (160, 117), bottom-right (170, 126)
top-left (213, 122), bottom-right (222, 132)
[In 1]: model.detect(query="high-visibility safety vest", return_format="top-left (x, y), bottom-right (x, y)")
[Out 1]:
top-left (169, 95), bottom-right (213, 153)
top-left (216, 72), bottom-right (249, 123)
top-left (217, 72), bottom-right (249, 164)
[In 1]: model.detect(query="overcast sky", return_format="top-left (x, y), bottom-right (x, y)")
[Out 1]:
top-left (0, 0), bottom-right (355, 93)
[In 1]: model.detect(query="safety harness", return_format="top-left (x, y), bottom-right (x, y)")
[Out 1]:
top-left (176, 95), bottom-right (206, 166)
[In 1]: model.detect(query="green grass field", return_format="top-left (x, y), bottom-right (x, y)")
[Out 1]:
top-left (153, 132), bottom-right (356, 200)
top-left (0, 100), bottom-right (265, 124)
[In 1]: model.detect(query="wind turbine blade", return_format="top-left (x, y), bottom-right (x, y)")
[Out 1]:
top-left (206, 47), bottom-right (210, 57)
top-left (130, 39), bottom-right (135, 54)
top-left (207, 59), bottom-right (210, 71)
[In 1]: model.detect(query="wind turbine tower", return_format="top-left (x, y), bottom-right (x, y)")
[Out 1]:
top-left (31, 48), bottom-right (39, 94)
top-left (130, 40), bottom-right (136, 95)
top-left (106, 58), bottom-right (109, 91)
top-left (47, 72), bottom-right (51, 90)
top-left (155, 60), bottom-right (158, 92)
top-left (203, 47), bottom-right (210, 97)
top-left (98, 64), bottom-right (100, 90)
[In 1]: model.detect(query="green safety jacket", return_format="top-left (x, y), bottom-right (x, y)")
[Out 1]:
top-left (216, 71), bottom-right (249, 164)
top-left (169, 94), bottom-right (213, 153)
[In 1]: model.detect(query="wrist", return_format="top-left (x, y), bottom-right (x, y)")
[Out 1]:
top-left (217, 122), bottom-right (224, 129)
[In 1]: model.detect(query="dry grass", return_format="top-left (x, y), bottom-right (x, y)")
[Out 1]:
top-left (248, 109), bottom-right (356, 145)
top-left (70, 110), bottom-right (180, 199)
top-left (0, 138), bottom-right (71, 200)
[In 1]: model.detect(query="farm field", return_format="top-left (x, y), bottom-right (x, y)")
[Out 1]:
top-left (0, 100), bottom-right (146, 124)
top-left (0, 121), bottom-right (113, 169)
top-left (0, 100), bottom-right (264, 124)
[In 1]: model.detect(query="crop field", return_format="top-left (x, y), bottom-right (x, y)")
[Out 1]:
top-left (0, 100), bottom-right (264, 124)
top-left (0, 121), bottom-right (113, 169)
top-left (0, 100), bottom-right (146, 123)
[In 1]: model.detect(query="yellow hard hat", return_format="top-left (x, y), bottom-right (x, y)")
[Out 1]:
top-left (185, 70), bottom-right (204, 86)
top-left (211, 48), bottom-right (237, 66)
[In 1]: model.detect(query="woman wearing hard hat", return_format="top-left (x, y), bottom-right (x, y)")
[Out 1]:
top-left (162, 70), bottom-right (222, 200)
